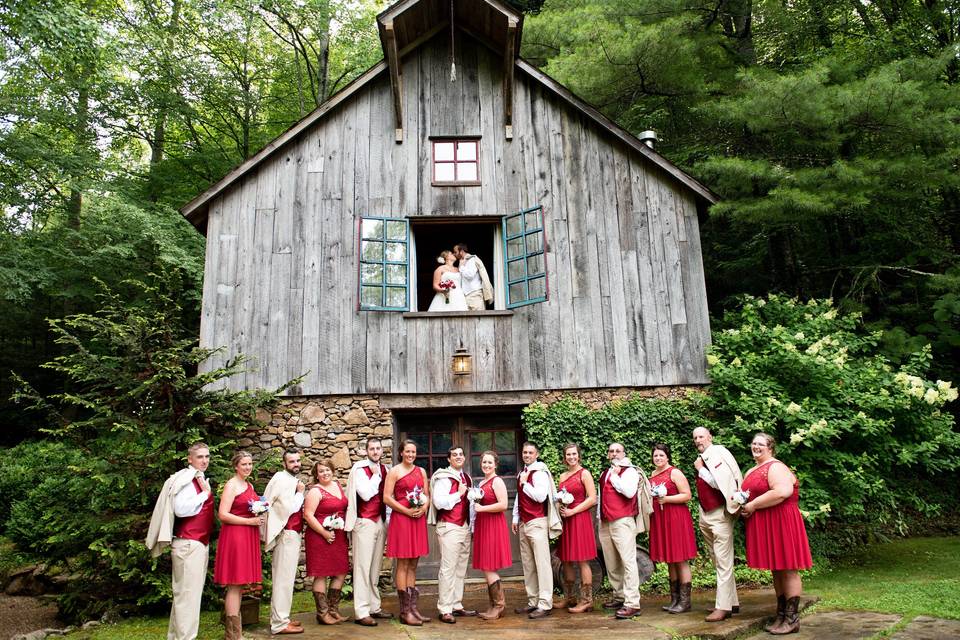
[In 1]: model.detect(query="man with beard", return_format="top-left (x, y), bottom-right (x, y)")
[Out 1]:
top-left (262, 448), bottom-right (307, 635)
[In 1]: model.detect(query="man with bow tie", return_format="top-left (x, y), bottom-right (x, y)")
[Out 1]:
top-left (428, 446), bottom-right (478, 623)
top-left (146, 442), bottom-right (215, 640)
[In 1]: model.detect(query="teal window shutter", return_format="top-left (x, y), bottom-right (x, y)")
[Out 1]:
top-left (502, 206), bottom-right (548, 309)
top-left (358, 216), bottom-right (409, 311)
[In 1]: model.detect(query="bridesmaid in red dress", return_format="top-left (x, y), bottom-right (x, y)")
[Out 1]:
top-left (648, 443), bottom-right (698, 614)
top-left (740, 432), bottom-right (812, 635)
top-left (556, 443), bottom-right (597, 613)
top-left (383, 440), bottom-right (431, 626)
top-left (213, 451), bottom-right (264, 637)
top-left (471, 451), bottom-right (511, 620)
top-left (304, 459), bottom-right (349, 625)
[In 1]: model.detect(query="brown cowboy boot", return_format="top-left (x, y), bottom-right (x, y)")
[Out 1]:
top-left (478, 580), bottom-right (506, 620)
top-left (770, 596), bottom-right (801, 635)
top-left (668, 582), bottom-right (691, 614)
top-left (398, 588), bottom-right (422, 626)
top-left (409, 587), bottom-right (431, 623)
top-left (327, 587), bottom-right (347, 623)
top-left (568, 582), bottom-right (593, 613)
top-left (765, 594), bottom-right (786, 632)
top-left (313, 591), bottom-right (338, 625)
top-left (223, 614), bottom-right (239, 640)
top-left (662, 580), bottom-right (679, 612)
top-left (555, 579), bottom-right (576, 609)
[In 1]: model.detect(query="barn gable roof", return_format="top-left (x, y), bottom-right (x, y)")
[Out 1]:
top-left (181, 0), bottom-right (717, 229)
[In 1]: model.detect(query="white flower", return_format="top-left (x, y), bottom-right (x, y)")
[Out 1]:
top-left (819, 503), bottom-right (831, 514)
top-left (733, 490), bottom-right (750, 505)
top-left (466, 487), bottom-right (485, 503)
top-left (555, 488), bottom-right (575, 505)
top-left (936, 380), bottom-right (953, 393)
top-left (707, 354), bottom-right (720, 366)
top-left (923, 388), bottom-right (940, 405)
top-left (823, 309), bottom-right (837, 320)
top-left (731, 357), bottom-right (742, 367)
top-left (894, 372), bottom-right (910, 385)
top-left (767, 397), bottom-right (782, 407)
top-left (790, 432), bottom-right (804, 445)
top-left (909, 385), bottom-right (925, 399)
top-left (806, 342), bottom-right (821, 355)
top-left (800, 509), bottom-right (811, 519)
top-left (856, 411), bottom-right (867, 420)
top-left (783, 342), bottom-right (797, 352)
top-left (786, 402), bottom-right (802, 415)
top-left (650, 483), bottom-right (668, 498)
top-left (945, 387), bottom-right (959, 402)
top-left (794, 332), bottom-right (805, 340)
top-left (756, 298), bottom-right (766, 307)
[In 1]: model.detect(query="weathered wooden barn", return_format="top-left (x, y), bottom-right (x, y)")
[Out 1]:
top-left (182, 0), bottom-right (716, 577)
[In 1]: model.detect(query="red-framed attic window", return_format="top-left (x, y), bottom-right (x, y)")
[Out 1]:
top-left (431, 137), bottom-right (480, 186)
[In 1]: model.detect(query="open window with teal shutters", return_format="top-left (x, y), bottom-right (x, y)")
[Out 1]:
top-left (502, 206), bottom-right (548, 308)
top-left (358, 216), bottom-right (409, 311)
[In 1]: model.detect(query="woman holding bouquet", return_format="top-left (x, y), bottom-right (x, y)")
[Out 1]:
top-left (648, 443), bottom-right (697, 614)
top-left (471, 451), bottom-right (512, 620)
top-left (384, 440), bottom-right (431, 626)
top-left (740, 433), bottom-right (812, 635)
top-left (304, 459), bottom-right (349, 625)
top-left (213, 451), bottom-right (264, 640)
top-left (555, 443), bottom-right (597, 613)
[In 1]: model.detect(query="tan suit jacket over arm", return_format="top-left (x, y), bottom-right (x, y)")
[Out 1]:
top-left (146, 467), bottom-right (198, 558)
top-left (700, 444), bottom-right (744, 514)
top-left (262, 471), bottom-right (300, 551)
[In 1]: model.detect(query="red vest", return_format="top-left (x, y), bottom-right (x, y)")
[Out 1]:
top-left (438, 471), bottom-right (471, 527)
top-left (284, 493), bottom-right (304, 532)
top-left (357, 463), bottom-right (388, 521)
top-left (600, 468), bottom-right (639, 522)
top-left (517, 469), bottom-right (547, 523)
top-left (173, 478), bottom-right (215, 545)
top-left (696, 475), bottom-right (726, 512)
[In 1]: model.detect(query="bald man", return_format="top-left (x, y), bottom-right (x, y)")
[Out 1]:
top-left (693, 427), bottom-right (743, 622)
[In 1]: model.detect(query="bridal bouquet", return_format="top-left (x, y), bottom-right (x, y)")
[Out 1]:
top-left (438, 279), bottom-right (456, 303)
top-left (555, 488), bottom-right (574, 505)
top-left (650, 483), bottom-right (668, 499)
top-left (466, 487), bottom-right (484, 503)
top-left (406, 486), bottom-right (426, 508)
top-left (733, 489), bottom-right (751, 505)
top-left (322, 514), bottom-right (345, 530)
top-left (248, 496), bottom-right (270, 515)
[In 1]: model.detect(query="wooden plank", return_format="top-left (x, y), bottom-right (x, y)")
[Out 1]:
top-left (502, 18), bottom-right (516, 137)
top-left (660, 183), bottom-right (691, 384)
top-left (679, 191), bottom-right (711, 384)
top-left (249, 206), bottom-right (275, 390)
top-left (379, 389), bottom-right (537, 410)
top-left (474, 317), bottom-right (496, 391)
top-left (300, 132), bottom-right (325, 394)
top-left (628, 160), bottom-right (661, 385)
top-left (581, 118), bottom-right (611, 387)
top-left (198, 197), bottom-right (223, 378)
top-left (349, 88), bottom-right (371, 392)
top-left (383, 22), bottom-right (404, 142)
top-left (640, 160), bottom-right (676, 382)
top-left (612, 148), bottom-right (647, 383)
top-left (230, 178), bottom-right (258, 391)
top-left (317, 110), bottom-right (344, 393)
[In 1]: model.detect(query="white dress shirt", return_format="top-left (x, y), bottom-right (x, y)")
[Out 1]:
top-left (433, 471), bottom-right (469, 511)
top-left (459, 255), bottom-right (483, 295)
top-left (698, 444), bottom-right (720, 488)
top-left (173, 468), bottom-right (209, 518)
top-left (608, 465), bottom-right (640, 498)
top-left (512, 467), bottom-right (550, 524)
top-left (353, 463), bottom-right (383, 501)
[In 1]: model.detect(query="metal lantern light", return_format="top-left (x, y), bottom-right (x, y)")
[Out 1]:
top-left (451, 343), bottom-right (472, 376)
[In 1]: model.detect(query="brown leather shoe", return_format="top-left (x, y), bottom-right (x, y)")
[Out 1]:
top-left (615, 606), bottom-right (641, 619)
top-left (371, 610), bottom-right (394, 619)
top-left (289, 620), bottom-right (303, 628)
top-left (514, 604), bottom-right (537, 614)
top-left (273, 623), bottom-right (304, 634)
top-left (528, 607), bottom-right (551, 619)
top-left (439, 613), bottom-right (456, 623)
top-left (354, 616), bottom-right (377, 627)
top-left (705, 608), bottom-right (732, 622)
top-left (603, 598), bottom-right (625, 610)
top-left (453, 608), bottom-right (478, 616)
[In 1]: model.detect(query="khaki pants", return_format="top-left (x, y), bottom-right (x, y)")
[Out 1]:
top-left (270, 530), bottom-right (302, 633)
top-left (436, 521), bottom-right (471, 614)
top-left (168, 538), bottom-right (208, 640)
top-left (699, 506), bottom-right (739, 611)
top-left (518, 517), bottom-right (553, 610)
top-left (351, 517), bottom-right (387, 619)
top-left (465, 290), bottom-right (485, 311)
top-left (598, 517), bottom-right (641, 609)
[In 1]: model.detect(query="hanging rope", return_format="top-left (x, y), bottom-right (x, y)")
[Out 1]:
top-left (449, 0), bottom-right (457, 82)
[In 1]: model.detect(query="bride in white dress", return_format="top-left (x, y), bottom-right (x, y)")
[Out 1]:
top-left (428, 250), bottom-right (468, 311)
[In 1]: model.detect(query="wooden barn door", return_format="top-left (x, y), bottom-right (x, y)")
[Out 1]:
top-left (397, 409), bottom-right (524, 581)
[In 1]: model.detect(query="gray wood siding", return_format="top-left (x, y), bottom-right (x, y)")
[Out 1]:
top-left (199, 33), bottom-right (711, 394)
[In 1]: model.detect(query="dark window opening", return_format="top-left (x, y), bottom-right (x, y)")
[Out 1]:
top-left (411, 221), bottom-right (496, 312)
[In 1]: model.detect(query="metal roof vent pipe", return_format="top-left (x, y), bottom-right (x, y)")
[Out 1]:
top-left (639, 130), bottom-right (658, 149)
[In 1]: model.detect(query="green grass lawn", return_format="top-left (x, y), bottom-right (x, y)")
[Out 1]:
top-left (804, 536), bottom-right (960, 620)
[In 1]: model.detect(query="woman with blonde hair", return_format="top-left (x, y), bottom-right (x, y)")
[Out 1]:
top-left (427, 250), bottom-right (468, 311)
top-left (555, 443), bottom-right (597, 613)
top-left (471, 451), bottom-right (512, 620)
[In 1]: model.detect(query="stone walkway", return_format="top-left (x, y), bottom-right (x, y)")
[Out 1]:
top-left (738, 610), bottom-right (960, 640)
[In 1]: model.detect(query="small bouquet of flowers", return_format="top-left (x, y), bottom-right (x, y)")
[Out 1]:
top-left (322, 514), bottom-right (344, 544)
top-left (733, 489), bottom-right (751, 505)
top-left (555, 487), bottom-right (574, 505)
top-left (466, 487), bottom-right (485, 503)
top-left (650, 483), bottom-right (668, 499)
top-left (406, 486), bottom-right (426, 508)
top-left (438, 279), bottom-right (456, 303)
top-left (248, 496), bottom-right (270, 515)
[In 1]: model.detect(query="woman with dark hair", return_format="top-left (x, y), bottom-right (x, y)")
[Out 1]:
top-left (304, 459), bottom-right (349, 625)
top-left (648, 443), bottom-right (698, 614)
top-left (383, 440), bottom-right (431, 626)
top-left (213, 451), bottom-right (264, 640)
top-left (740, 433), bottom-right (812, 635)
top-left (471, 451), bottom-right (512, 620)
top-left (555, 443), bottom-right (597, 613)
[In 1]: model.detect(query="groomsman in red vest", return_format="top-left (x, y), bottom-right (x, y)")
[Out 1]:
top-left (262, 449), bottom-right (306, 634)
top-left (428, 446), bottom-right (478, 623)
top-left (146, 442), bottom-right (215, 640)
top-left (596, 442), bottom-right (653, 619)
top-left (693, 427), bottom-right (744, 622)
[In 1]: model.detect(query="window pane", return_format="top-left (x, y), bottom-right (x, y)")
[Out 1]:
top-left (471, 432), bottom-right (491, 452)
top-left (409, 433), bottom-right (429, 451)
top-left (386, 220), bottom-right (406, 240)
top-left (432, 456), bottom-right (447, 472)
top-left (500, 454), bottom-right (518, 476)
top-left (457, 141), bottom-right (477, 161)
top-left (470, 457), bottom-right (483, 477)
top-left (385, 242), bottom-right (406, 262)
top-left (507, 258), bottom-right (525, 282)
top-left (415, 456), bottom-right (429, 470)
top-left (525, 231), bottom-right (543, 253)
top-left (361, 240), bottom-right (383, 262)
top-left (386, 286), bottom-right (406, 308)
top-left (529, 276), bottom-right (546, 300)
top-left (495, 431), bottom-right (514, 452)
top-left (386, 264), bottom-right (406, 285)
top-left (361, 286), bottom-right (383, 308)
top-left (507, 236), bottom-right (524, 259)
top-left (526, 253), bottom-right (545, 277)
top-left (361, 218), bottom-right (384, 239)
top-left (457, 162), bottom-right (477, 181)
top-left (435, 162), bottom-right (455, 182)
top-left (505, 215), bottom-right (522, 238)
top-left (435, 142), bottom-right (455, 161)
top-left (432, 432), bottom-right (452, 451)
top-left (509, 281), bottom-right (527, 303)
top-left (361, 263), bottom-right (384, 284)
top-left (524, 208), bottom-right (542, 231)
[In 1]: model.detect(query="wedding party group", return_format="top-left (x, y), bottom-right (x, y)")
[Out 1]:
top-left (146, 427), bottom-right (812, 640)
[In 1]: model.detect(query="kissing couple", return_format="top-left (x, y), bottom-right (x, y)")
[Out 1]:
top-left (428, 243), bottom-right (494, 312)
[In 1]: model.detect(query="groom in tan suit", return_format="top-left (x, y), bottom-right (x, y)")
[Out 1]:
top-left (693, 427), bottom-right (744, 622)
